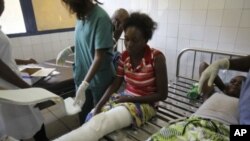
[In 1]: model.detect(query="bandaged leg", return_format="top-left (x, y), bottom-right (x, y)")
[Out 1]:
top-left (54, 106), bottom-right (132, 141)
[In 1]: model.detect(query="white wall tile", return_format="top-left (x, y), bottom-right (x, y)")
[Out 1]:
top-left (52, 41), bottom-right (63, 57)
top-left (193, 0), bottom-right (209, 9)
top-left (177, 38), bottom-right (190, 51)
top-left (217, 43), bottom-right (234, 52)
top-left (59, 32), bottom-right (68, 41)
top-left (131, 0), bottom-right (141, 11)
top-left (67, 31), bottom-right (74, 39)
top-left (166, 37), bottom-right (178, 49)
top-left (10, 38), bottom-right (20, 49)
top-left (158, 0), bottom-right (168, 10)
top-left (32, 44), bottom-right (45, 62)
top-left (42, 43), bottom-right (54, 61)
top-left (244, 0), bottom-right (250, 9)
top-left (180, 10), bottom-right (192, 24)
top-left (204, 26), bottom-right (220, 42)
top-left (21, 45), bottom-right (34, 59)
top-left (234, 43), bottom-right (250, 53)
top-left (225, 0), bottom-right (244, 9)
top-left (190, 26), bottom-right (205, 40)
top-left (181, 0), bottom-right (194, 10)
top-left (18, 36), bottom-right (31, 46)
top-left (236, 28), bottom-right (250, 46)
top-left (222, 10), bottom-right (241, 27)
top-left (167, 10), bottom-right (180, 24)
top-left (155, 22), bottom-right (168, 37)
top-left (219, 27), bottom-right (237, 44)
top-left (30, 35), bottom-right (40, 44)
top-left (192, 10), bottom-right (207, 25)
top-left (167, 24), bottom-right (179, 37)
top-left (208, 0), bottom-right (226, 9)
top-left (41, 34), bottom-right (52, 43)
top-left (168, 0), bottom-right (181, 9)
top-left (206, 10), bottom-right (223, 26)
top-left (240, 10), bottom-right (250, 27)
top-left (139, 0), bottom-right (149, 10)
top-left (190, 40), bottom-right (203, 48)
top-left (203, 42), bottom-right (218, 49)
top-left (155, 10), bottom-right (168, 23)
top-left (178, 25), bottom-right (191, 38)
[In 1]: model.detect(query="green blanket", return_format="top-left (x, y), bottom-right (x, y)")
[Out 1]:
top-left (147, 116), bottom-right (229, 141)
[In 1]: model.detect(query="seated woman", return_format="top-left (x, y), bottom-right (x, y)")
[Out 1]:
top-left (147, 63), bottom-right (246, 141)
top-left (54, 12), bottom-right (168, 141)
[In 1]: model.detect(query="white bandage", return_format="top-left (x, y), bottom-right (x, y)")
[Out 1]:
top-left (56, 46), bottom-right (73, 66)
top-left (54, 106), bottom-right (132, 141)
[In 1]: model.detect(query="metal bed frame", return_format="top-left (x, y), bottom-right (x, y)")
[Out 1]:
top-left (102, 48), bottom-right (247, 141)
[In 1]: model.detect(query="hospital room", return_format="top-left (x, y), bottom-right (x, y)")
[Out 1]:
top-left (0, 0), bottom-right (250, 141)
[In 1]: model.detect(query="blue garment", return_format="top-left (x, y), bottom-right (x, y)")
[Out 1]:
top-left (73, 5), bottom-right (115, 101)
top-left (73, 5), bottom-right (115, 124)
top-left (239, 70), bottom-right (250, 124)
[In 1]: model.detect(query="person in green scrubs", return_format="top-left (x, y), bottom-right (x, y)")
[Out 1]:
top-left (61, 0), bottom-right (115, 124)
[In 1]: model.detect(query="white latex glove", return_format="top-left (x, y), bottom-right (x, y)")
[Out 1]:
top-left (198, 58), bottom-right (230, 93)
top-left (74, 81), bottom-right (89, 108)
top-left (56, 46), bottom-right (73, 66)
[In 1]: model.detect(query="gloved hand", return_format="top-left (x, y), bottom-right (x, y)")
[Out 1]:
top-left (198, 58), bottom-right (230, 93)
top-left (74, 81), bottom-right (89, 108)
top-left (56, 46), bottom-right (73, 66)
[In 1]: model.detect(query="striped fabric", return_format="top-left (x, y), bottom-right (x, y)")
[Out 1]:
top-left (117, 45), bottom-right (163, 96)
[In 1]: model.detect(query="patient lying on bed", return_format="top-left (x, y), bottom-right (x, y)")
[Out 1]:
top-left (147, 62), bottom-right (246, 141)
top-left (198, 62), bottom-right (246, 101)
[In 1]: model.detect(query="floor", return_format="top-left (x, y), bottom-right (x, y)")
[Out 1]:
top-left (24, 102), bottom-right (81, 141)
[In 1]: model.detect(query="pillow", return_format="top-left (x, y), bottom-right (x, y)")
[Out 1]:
top-left (194, 93), bottom-right (239, 125)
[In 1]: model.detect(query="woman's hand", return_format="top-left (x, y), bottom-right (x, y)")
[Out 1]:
top-left (114, 95), bottom-right (130, 103)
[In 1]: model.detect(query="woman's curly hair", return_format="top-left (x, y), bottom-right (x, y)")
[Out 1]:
top-left (123, 12), bottom-right (157, 42)
top-left (0, 0), bottom-right (4, 16)
top-left (61, 0), bottom-right (102, 19)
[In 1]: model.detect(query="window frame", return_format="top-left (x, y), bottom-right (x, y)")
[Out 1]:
top-left (8, 0), bottom-right (74, 38)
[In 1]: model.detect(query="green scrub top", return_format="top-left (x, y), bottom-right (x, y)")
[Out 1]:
top-left (73, 5), bottom-right (115, 100)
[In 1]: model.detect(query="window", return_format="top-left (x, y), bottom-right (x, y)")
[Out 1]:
top-left (0, 0), bottom-right (26, 34)
top-left (32, 0), bottom-right (75, 31)
top-left (0, 0), bottom-right (75, 37)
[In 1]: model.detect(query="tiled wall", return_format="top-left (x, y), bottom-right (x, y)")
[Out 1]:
top-left (10, 31), bottom-right (74, 62)
top-left (10, 0), bottom-right (250, 81)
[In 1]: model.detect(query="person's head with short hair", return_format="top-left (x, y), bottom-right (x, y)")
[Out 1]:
top-left (123, 12), bottom-right (157, 57)
top-left (0, 0), bottom-right (4, 16)
top-left (61, 0), bottom-right (101, 20)
top-left (111, 8), bottom-right (129, 41)
top-left (224, 75), bottom-right (246, 98)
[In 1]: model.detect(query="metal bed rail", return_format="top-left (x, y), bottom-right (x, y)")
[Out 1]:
top-left (176, 48), bottom-right (247, 81)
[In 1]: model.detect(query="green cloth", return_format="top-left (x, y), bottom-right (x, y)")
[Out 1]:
top-left (147, 116), bottom-right (229, 141)
top-left (187, 83), bottom-right (199, 100)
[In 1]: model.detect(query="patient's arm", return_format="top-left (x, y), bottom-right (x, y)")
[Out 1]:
top-left (229, 55), bottom-right (250, 72)
top-left (0, 59), bottom-right (30, 88)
